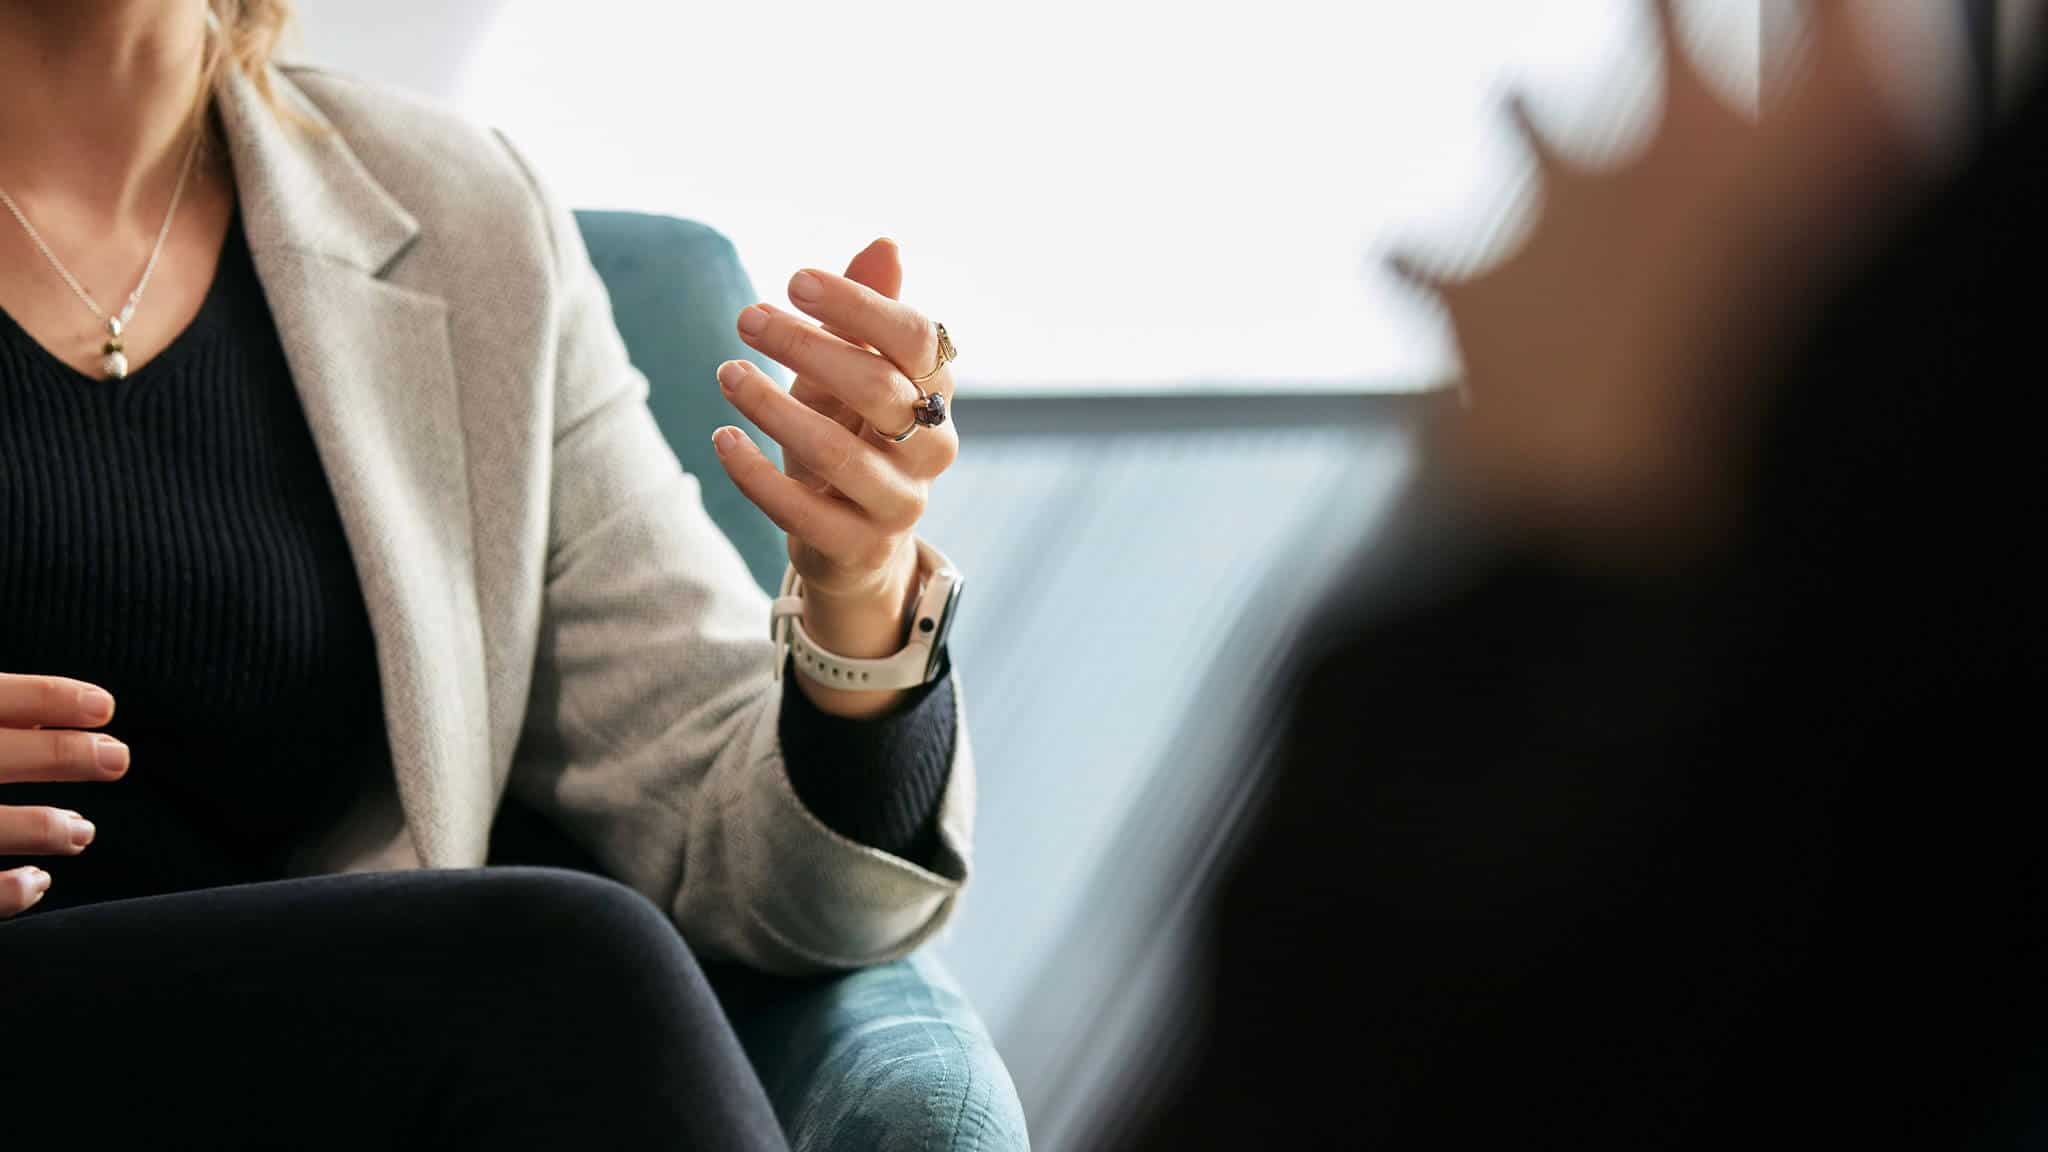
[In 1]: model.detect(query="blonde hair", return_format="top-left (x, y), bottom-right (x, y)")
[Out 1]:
top-left (196, 0), bottom-right (297, 135)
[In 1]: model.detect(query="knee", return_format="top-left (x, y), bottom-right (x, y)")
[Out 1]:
top-left (474, 867), bottom-right (683, 962)
top-left (464, 869), bottom-right (733, 1067)
top-left (470, 868), bottom-right (707, 1003)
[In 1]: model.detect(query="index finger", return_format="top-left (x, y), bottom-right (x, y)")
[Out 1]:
top-left (0, 674), bottom-right (116, 729)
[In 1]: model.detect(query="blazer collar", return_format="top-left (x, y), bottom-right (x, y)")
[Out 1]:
top-left (213, 65), bottom-right (494, 868)
top-left (214, 65), bottom-right (418, 275)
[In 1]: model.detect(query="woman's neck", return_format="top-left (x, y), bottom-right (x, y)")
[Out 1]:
top-left (0, 1), bottom-right (212, 220)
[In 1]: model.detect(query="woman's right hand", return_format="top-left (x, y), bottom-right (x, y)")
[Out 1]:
top-left (1, 673), bottom-right (128, 917)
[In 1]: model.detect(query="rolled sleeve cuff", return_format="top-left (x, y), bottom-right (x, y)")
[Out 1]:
top-left (729, 667), bottom-right (975, 970)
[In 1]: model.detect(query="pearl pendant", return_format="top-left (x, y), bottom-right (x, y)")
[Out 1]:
top-left (102, 317), bottom-right (128, 380)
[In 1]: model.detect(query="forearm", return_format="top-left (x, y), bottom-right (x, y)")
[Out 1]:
top-left (779, 539), bottom-right (956, 863)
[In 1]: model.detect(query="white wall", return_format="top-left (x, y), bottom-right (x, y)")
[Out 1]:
top-left (283, 1), bottom-right (1773, 392)
top-left (285, 0), bottom-right (506, 105)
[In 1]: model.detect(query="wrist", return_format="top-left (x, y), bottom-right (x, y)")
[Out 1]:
top-left (799, 544), bottom-right (920, 658)
top-left (790, 544), bottom-right (921, 719)
top-left (772, 538), bottom-right (961, 719)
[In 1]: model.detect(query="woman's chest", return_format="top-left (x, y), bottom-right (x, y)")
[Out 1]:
top-left (0, 345), bottom-right (379, 726)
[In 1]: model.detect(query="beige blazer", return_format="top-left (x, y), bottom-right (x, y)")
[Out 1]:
top-left (212, 63), bottom-right (972, 973)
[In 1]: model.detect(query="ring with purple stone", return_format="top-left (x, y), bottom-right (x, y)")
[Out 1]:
top-left (882, 385), bottom-right (948, 443)
top-left (882, 322), bottom-right (954, 443)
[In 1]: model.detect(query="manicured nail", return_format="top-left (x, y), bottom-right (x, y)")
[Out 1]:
top-left (77, 687), bottom-right (114, 723)
top-left (737, 306), bottom-right (769, 337)
top-left (94, 736), bottom-right (129, 776)
top-left (788, 271), bottom-right (822, 304)
top-left (25, 867), bottom-right (50, 893)
top-left (713, 427), bottom-right (743, 455)
top-left (717, 360), bottom-right (747, 393)
top-left (67, 814), bottom-right (95, 849)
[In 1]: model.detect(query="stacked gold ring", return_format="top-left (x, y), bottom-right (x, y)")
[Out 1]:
top-left (909, 322), bottom-right (957, 385)
top-left (883, 323), bottom-right (956, 443)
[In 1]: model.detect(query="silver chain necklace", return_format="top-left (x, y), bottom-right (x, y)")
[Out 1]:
top-left (0, 124), bottom-right (204, 380)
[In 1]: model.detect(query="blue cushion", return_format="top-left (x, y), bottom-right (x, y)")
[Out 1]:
top-left (574, 210), bottom-right (786, 591)
top-left (713, 954), bottom-right (1030, 1152)
top-left (576, 211), bottom-right (1028, 1152)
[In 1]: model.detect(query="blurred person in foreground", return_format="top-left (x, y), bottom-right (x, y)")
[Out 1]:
top-left (1124, 3), bottom-right (2046, 1148)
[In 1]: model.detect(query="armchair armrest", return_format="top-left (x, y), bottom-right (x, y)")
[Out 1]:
top-left (493, 794), bottom-right (1026, 1150)
top-left (709, 953), bottom-right (1030, 1152)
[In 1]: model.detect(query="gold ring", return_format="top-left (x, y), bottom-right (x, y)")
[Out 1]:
top-left (908, 322), bottom-right (957, 385)
top-left (881, 418), bottom-right (918, 444)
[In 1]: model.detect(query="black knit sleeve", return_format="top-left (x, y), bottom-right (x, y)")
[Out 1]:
top-left (777, 652), bottom-right (956, 866)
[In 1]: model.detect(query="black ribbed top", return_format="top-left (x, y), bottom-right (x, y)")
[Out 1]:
top-left (0, 213), bottom-right (389, 910)
top-left (0, 214), bottom-right (953, 909)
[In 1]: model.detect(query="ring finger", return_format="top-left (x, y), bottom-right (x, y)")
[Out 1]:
top-left (717, 359), bottom-right (924, 529)
top-left (782, 266), bottom-right (957, 409)
top-left (736, 304), bottom-right (931, 447)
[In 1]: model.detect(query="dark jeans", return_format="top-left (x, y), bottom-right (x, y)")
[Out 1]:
top-left (0, 867), bottom-right (789, 1150)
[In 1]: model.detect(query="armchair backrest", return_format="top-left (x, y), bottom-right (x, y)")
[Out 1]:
top-left (574, 210), bottom-right (785, 593)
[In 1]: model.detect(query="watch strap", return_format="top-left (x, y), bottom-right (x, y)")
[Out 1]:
top-left (770, 540), bottom-right (957, 692)
top-left (776, 608), bottom-right (937, 690)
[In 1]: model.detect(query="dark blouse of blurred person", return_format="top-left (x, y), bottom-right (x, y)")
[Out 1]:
top-left (1122, 37), bottom-right (2048, 1152)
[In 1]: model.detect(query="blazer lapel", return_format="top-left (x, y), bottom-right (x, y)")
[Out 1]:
top-left (217, 67), bottom-right (493, 866)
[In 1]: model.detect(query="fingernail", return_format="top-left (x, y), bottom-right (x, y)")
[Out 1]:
top-left (77, 687), bottom-right (114, 723)
top-left (26, 867), bottom-right (50, 893)
top-left (67, 814), bottom-right (95, 849)
top-left (717, 360), bottom-right (747, 393)
top-left (737, 306), bottom-right (768, 337)
top-left (94, 735), bottom-right (129, 776)
top-left (712, 427), bottom-right (743, 455)
top-left (789, 271), bottom-right (822, 304)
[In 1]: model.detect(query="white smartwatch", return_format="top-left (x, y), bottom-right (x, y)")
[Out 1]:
top-left (770, 539), bottom-right (964, 691)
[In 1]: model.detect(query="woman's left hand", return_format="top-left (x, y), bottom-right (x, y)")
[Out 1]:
top-left (712, 238), bottom-right (958, 713)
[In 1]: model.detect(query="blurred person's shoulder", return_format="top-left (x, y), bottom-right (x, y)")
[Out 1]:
top-left (272, 65), bottom-right (560, 281)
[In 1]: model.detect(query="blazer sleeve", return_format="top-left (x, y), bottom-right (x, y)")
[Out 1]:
top-left (495, 139), bottom-right (975, 974)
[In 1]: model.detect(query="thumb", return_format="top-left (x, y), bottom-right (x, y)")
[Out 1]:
top-left (843, 237), bottom-right (903, 300)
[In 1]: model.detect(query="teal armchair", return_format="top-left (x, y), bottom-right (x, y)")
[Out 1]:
top-left (571, 210), bottom-right (1029, 1152)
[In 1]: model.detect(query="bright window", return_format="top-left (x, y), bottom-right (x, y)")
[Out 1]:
top-left (299, 1), bottom-right (1766, 391)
